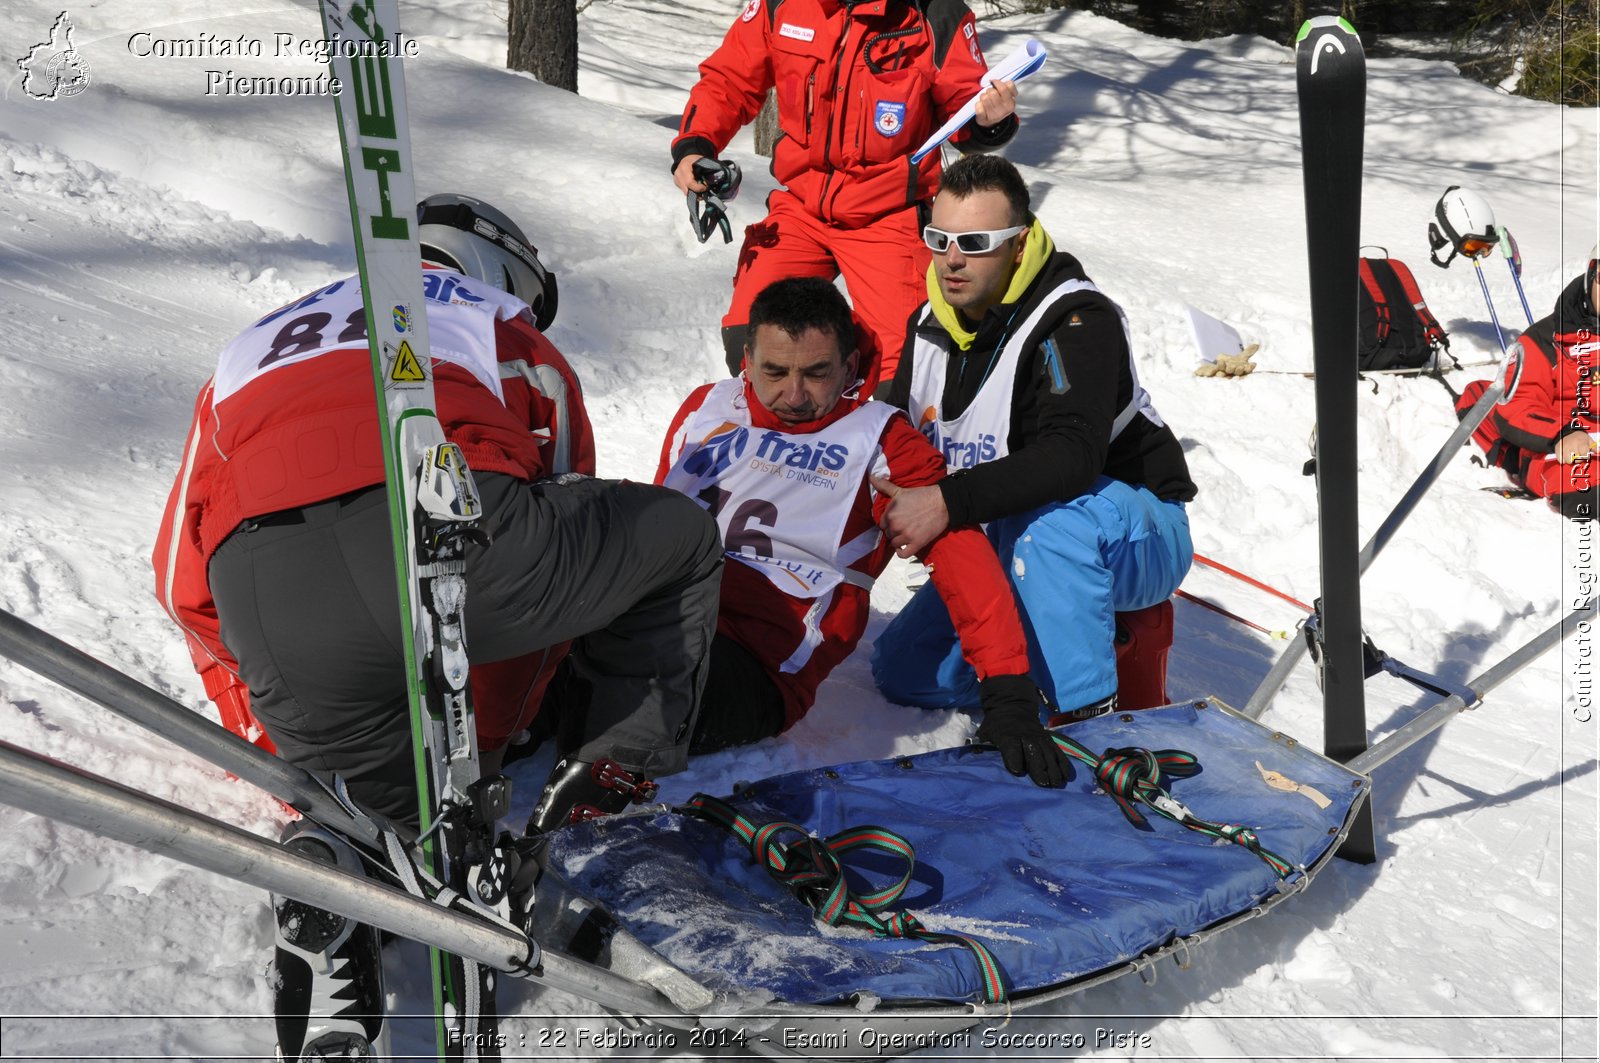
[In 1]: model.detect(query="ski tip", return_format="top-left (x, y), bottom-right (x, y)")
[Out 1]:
top-left (1295, 15), bottom-right (1358, 43)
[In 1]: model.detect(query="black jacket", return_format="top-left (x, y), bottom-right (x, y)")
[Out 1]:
top-left (888, 249), bottom-right (1196, 527)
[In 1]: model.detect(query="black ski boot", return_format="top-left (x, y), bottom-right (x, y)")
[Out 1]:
top-left (525, 757), bottom-right (658, 834)
top-left (271, 825), bottom-right (386, 1061)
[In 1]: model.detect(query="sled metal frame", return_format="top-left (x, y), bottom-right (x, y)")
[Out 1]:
top-left (1348, 596), bottom-right (1593, 775)
top-left (0, 738), bottom-right (709, 1022)
top-left (0, 609), bottom-right (388, 847)
top-left (1242, 371), bottom-right (1507, 723)
top-left (1240, 370), bottom-right (1586, 784)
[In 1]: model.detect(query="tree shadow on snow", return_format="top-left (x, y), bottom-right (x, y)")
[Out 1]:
top-left (1000, 17), bottom-right (1293, 186)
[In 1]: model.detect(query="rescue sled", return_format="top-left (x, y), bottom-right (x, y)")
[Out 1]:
top-left (527, 698), bottom-right (1368, 1056)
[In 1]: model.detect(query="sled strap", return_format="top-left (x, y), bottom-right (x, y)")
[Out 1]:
top-left (1379, 656), bottom-right (1479, 704)
top-left (1051, 734), bottom-right (1297, 879)
top-left (684, 793), bottom-right (1009, 1003)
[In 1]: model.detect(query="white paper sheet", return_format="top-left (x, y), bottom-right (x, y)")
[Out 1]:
top-left (910, 38), bottom-right (1049, 164)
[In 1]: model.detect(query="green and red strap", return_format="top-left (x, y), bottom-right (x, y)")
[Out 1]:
top-left (1051, 733), bottom-right (1297, 879)
top-left (685, 794), bottom-right (1010, 1003)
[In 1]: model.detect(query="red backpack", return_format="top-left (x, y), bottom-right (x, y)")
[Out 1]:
top-left (1358, 252), bottom-right (1451, 371)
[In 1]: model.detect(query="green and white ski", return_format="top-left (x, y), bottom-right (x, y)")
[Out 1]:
top-left (318, 1), bottom-right (510, 1056)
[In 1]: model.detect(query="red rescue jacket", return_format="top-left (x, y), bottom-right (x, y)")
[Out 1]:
top-left (153, 269), bottom-right (594, 752)
top-left (674, 0), bottom-right (1004, 227)
top-left (1496, 272), bottom-right (1600, 454)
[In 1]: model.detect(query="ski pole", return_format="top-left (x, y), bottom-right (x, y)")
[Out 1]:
top-left (1192, 554), bottom-right (1313, 612)
top-left (1472, 256), bottom-right (1515, 358)
top-left (1174, 589), bottom-right (1289, 640)
top-left (1497, 225), bottom-right (1537, 328)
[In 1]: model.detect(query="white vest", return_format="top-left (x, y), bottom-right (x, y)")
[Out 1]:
top-left (906, 278), bottom-right (1161, 471)
top-left (663, 379), bottom-right (896, 599)
top-left (214, 269), bottom-right (531, 404)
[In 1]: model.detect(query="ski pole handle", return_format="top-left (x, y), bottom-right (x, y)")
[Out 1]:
top-left (1496, 226), bottom-right (1536, 328)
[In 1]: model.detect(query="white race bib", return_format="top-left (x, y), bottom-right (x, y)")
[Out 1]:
top-left (214, 269), bottom-right (531, 404)
top-left (664, 380), bottom-right (895, 598)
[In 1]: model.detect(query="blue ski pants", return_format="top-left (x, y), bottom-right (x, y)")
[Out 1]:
top-left (872, 477), bottom-right (1191, 713)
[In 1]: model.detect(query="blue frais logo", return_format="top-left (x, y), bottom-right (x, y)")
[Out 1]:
top-left (874, 101), bottom-right (906, 137)
top-left (422, 272), bottom-right (485, 305)
top-left (682, 423), bottom-right (750, 479)
top-left (754, 430), bottom-right (848, 471)
top-left (926, 427), bottom-right (998, 469)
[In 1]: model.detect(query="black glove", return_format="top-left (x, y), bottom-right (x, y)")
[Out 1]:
top-left (976, 675), bottom-right (1070, 788)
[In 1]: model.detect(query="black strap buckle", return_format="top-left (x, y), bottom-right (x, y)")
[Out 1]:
top-left (1427, 221), bottom-right (1457, 269)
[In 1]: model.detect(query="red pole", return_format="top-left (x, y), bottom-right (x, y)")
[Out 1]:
top-left (1173, 589), bottom-right (1290, 640)
top-left (1192, 553), bottom-right (1313, 613)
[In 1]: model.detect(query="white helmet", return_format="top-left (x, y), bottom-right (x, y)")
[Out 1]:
top-left (1428, 185), bottom-right (1498, 268)
top-left (416, 193), bottom-right (558, 330)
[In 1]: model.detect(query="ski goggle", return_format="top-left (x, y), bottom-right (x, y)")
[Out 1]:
top-left (416, 199), bottom-right (547, 279)
top-left (687, 158), bottom-right (742, 245)
top-left (688, 192), bottom-right (732, 244)
top-left (1459, 233), bottom-right (1498, 258)
top-left (923, 224), bottom-right (1027, 255)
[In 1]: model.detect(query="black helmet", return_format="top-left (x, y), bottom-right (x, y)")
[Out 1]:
top-left (416, 193), bottom-right (559, 330)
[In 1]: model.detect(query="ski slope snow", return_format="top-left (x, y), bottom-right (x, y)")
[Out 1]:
top-left (0, 0), bottom-right (1595, 1059)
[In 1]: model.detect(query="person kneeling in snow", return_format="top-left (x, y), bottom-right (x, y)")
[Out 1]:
top-left (656, 276), bottom-right (1070, 788)
top-left (871, 153), bottom-right (1197, 720)
top-left (1457, 249), bottom-right (1600, 521)
top-left (154, 195), bottom-right (721, 1059)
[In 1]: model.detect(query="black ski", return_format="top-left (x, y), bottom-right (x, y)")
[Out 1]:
top-left (1295, 15), bottom-right (1375, 863)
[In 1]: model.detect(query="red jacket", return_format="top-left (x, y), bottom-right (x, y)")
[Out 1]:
top-left (674, 0), bottom-right (1008, 227)
top-left (656, 377), bottom-right (1028, 729)
top-left (1495, 272), bottom-right (1600, 454)
top-left (153, 269), bottom-right (594, 751)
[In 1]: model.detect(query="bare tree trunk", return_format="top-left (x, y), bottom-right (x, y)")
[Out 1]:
top-left (752, 90), bottom-right (780, 157)
top-left (507, 0), bottom-right (578, 93)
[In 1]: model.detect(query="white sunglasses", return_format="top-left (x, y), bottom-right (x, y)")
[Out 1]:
top-left (923, 224), bottom-right (1027, 255)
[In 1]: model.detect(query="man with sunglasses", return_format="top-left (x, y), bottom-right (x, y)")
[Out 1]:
top-left (672, 0), bottom-right (1020, 390)
top-left (1455, 245), bottom-right (1600, 520)
top-left (656, 276), bottom-right (1071, 787)
top-left (871, 154), bottom-right (1197, 722)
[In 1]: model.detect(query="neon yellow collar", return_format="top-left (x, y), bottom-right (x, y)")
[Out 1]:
top-left (925, 221), bottom-right (1055, 350)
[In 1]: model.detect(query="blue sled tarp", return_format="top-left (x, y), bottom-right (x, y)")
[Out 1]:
top-left (541, 700), bottom-right (1367, 1008)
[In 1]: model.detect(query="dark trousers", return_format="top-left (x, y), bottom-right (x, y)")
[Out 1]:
top-left (690, 632), bottom-right (786, 753)
top-left (210, 473), bottom-right (722, 826)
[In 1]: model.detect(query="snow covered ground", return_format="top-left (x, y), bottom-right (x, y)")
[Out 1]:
top-left (0, 0), bottom-right (1595, 1059)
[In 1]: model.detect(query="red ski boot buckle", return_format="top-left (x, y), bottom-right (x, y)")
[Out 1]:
top-left (591, 758), bottom-right (659, 804)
